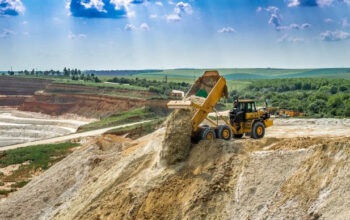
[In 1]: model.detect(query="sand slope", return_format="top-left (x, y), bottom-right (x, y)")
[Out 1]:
top-left (1, 119), bottom-right (350, 220)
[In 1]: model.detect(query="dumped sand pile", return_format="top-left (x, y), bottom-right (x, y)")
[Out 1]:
top-left (160, 109), bottom-right (193, 165)
top-left (160, 95), bottom-right (205, 165)
top-left (2, 118), bottom-right (350, 219)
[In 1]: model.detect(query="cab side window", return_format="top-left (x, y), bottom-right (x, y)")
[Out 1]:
top-left (252, 103), bottom-right (256, 112)
top-left (238, 103), bottom-right (245, 111)
top-left (247, 103), bottom-right (252, 112)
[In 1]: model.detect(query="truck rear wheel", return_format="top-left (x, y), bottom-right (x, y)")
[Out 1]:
top-left (200, 127), bottom-right (216, 140)
top-left (216, 125), bottom-right (232, 141)
top-left (251, 121), bottom-right (265, 139)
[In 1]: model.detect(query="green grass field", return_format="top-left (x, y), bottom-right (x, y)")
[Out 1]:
top-left (0, 142), bottom-right (80, 196)
top-left (78, 107), bottom-right (161, 132)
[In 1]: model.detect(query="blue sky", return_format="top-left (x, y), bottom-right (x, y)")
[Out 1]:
top-left (0, 0), bottom-right (350, 70)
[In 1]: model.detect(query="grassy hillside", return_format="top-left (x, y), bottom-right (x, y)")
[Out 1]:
top-left (95, 68), bottom-right (350, 80)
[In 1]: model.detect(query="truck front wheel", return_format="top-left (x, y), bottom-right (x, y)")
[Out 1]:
top-left (251, 122), bottom-right (265, 139)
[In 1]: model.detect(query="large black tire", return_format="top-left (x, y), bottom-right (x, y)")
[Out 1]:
top-left (251, 121), bottom-right (265, 139)
top-left (233, 134), bottom-right (244, 139)
top-left (216, 125), bottom-right (232, 141)
top-left (200, 127), bottom-right (216, 140)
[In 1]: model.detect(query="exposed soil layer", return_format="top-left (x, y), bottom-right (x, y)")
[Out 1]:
top-left (19, 93), bottom-right (147, 118)
top-left (1, 119), bottom-right (350, 219)
top-left (0, 96), bottom-right (30, 107)
top-left (0, 76), bottom-right (50, 95)
top-left (0, 77), bottom-right (167, 118)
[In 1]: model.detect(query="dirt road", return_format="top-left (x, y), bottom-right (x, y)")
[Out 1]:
top-left (0, 120), bottom-right (151, 152)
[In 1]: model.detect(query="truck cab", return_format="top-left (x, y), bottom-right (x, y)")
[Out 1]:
top-left (229, 99), bottom-right (272, 139)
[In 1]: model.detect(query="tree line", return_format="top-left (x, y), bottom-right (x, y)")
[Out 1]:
top-left (3, 68), bottom-right (101, 83)
top-left (234, 78), bottom-right (350, 118)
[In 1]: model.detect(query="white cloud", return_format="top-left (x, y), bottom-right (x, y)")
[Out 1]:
top-left (124, 24), bottom-right (136, 31)
top-left (68, 33), bottom-right (87, 39)
top-left (140, 23), bottom-right (150, 31)
top-left (265, 6), bottom-right (281, 30)
top-left (155, 1), bottom-right (163, 6)
top-left (81, 0), bottom-right (105, 12)
top-left (256, 6), bottom-right (263, 12)
top-left (0, 29), bottom-right (15, 38)
top-left (276, 23), bottom-right (311, 30)
top-left (217, 27), bottom-right (236, 33)
top-left (174, 2), bottom-right (192, 15)
top-left (321, 30), bottom-right (350, 41)
top-left (167, 1), bottom-right (192, 22)
top-left (66, 0), bottom-right (145, 19)
top-left (166, 13), bottom-right (181, 21)
top-left (0, 0), bottom-right (25, 17)
top-left (261, 6), bottom-right (311, 31)
top-left (168, 1), bottom-right (175, 5)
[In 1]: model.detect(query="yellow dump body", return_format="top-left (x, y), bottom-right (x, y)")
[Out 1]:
top-left (167, 71), bottom-right (228, 132)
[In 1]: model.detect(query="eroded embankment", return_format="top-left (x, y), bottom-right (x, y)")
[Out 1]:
top-left (1, 127), bottom-right (350, 219)
top-left (0, 77), bottom-right (165, 118)
top-left (19, 93), bottom-right (148, 118)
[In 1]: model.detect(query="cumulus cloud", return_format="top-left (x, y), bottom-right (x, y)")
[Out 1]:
top-left (265, 6), bottom-right (281, 30)
top-left (167, 1), bottom-right (192, 22)
top-left (124, 23), bottom-right (150, 31)
top-left (277, 23), bottom-right (311, 30)
top-left (149, 14), bottom-right (158, 18)
top-left (155, 1), bottom-right (163, 6)
top-left (217, 27), bottom-right (236, 33)
top-left (67, 0), bottom-right (145, 19)
top-left (166, 13), bottom-right (181, 21)
top-left (140, 22), bottom-right (150, 30)
top-left (0, 0), bottom-right (25, 17)
top-left (321, 30), bottom-right (350, 41)
top-left (259, 6), bottom-right (311, 31)
top-left (0, 29), bottom-right (15, 38)
top-left (68, 33), bottom-right (87, 39)
top-left (124, 24), bottom-right (136, 31)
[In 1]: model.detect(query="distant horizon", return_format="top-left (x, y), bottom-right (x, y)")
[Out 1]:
top-left (2, 67), bottom-right (350, 72)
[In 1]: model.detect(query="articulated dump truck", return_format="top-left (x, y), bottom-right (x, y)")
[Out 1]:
top-left (167, 70), bottom-right (273, 141)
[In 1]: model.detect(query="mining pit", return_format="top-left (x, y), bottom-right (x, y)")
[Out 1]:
top-left (0, 107), bottom-right (93, 147)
